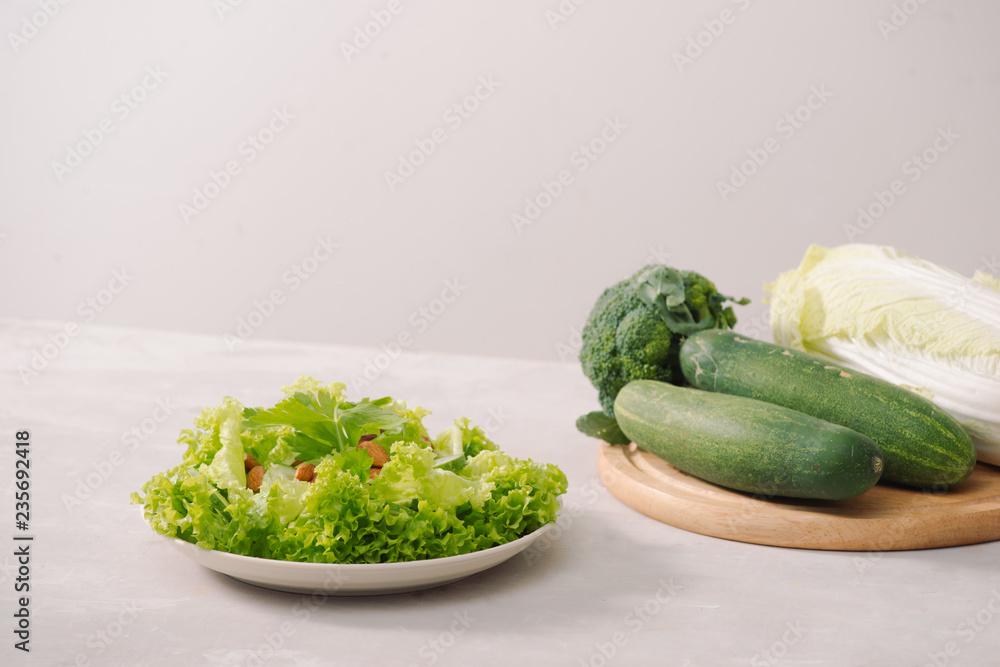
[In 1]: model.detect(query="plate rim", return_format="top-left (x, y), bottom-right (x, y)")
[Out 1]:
top-left (145, 512), bottom-right (559, 595)
top-left (155, 519), bottom-right (556, 571)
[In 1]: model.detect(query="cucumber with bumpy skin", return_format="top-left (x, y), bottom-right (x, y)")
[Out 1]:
top-left (613, 380), bottom-right (884, 500)
top-left (679, 330), bottom-right (976, 489)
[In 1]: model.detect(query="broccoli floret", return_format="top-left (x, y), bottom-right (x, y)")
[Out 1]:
top-left (579, 283), bottom-right (679, 416)
top-left (579, 265), bottom-right (748, 416)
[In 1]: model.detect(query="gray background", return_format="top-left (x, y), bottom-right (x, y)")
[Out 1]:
top-left (2, 0), bottom-right (998, 360)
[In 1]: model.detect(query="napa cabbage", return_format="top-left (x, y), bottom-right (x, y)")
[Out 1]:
top-left (767, 244), bottom-right (1000, 464)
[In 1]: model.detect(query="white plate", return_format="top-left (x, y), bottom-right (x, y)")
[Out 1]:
top-left (156, 522), bottom-right (555, 596)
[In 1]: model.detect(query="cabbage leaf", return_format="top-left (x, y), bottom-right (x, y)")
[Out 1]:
top-left (767, 244), bottom-right (1000, 463)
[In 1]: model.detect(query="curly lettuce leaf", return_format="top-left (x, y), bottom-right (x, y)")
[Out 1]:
top-left (204, 397), bottom-right (248, 491)
top-left (262, 473), bottom-right (311, 524)
top-left (371, 442), bottom-right (493, 509)
top-left (134, 465), bottom-right (273, 557)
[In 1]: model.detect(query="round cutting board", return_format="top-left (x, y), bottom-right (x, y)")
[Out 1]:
top-left (597, 443), bottom-right (1000, 551)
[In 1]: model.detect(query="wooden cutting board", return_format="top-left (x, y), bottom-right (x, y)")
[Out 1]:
top-left (597, 442), bottom-right (1000, 551)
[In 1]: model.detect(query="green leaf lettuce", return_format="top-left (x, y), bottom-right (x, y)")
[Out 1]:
top-left (133, 376), bottom-right (567, 564)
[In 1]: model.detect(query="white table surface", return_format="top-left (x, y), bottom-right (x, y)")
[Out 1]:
top-left (4, 319), bottom-right (999, 667)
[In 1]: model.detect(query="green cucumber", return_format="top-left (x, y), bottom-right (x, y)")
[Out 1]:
top-left (679, 330), bottom-right (976, 489)
top-left (613, 380), bottom-right (884, 500)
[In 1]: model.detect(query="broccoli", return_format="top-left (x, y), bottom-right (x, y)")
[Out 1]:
top-left (579, 264), bottom-right (749, 417)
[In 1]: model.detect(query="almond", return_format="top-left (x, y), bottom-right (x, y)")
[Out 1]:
top-left (357, 441), bottom-right (389, 467)
top-left (244, 453), bottom-right (260, 471)
top-left (369, 467), bottom-right (381, 479)
top-left (359, 434), bottom-right (377, 443)
top-left (246, 465), bottom-right (264, 492)
top-left (310, 471), bottom-right (318, 483)
top-left (295, 463), bottom-right (315, 482)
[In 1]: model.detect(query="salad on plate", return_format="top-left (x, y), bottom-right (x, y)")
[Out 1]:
top-left (132, 376), bottom-right (567, 564)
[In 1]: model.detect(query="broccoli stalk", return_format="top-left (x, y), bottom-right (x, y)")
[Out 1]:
top-left (579, 265), bottom-right (749, 418)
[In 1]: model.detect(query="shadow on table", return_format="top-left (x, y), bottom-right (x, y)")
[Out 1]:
top-left (202, 507), bottom-right (687, 633)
